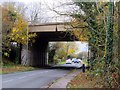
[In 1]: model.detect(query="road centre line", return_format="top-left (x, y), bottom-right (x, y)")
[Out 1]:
top-left (28, 74), bottom-right (36, 76)
top-left (45, 71), bottom-right (48, 72)
top-left (3, 79), bottom-right (14, 83)
top-left (18, 76), bottom-right (27, 79)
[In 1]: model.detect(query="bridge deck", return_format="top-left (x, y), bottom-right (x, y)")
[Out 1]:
top-left (29, 22), bottom-right (71, 32)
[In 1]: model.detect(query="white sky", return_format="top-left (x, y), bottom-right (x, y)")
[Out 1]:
top-left (76, 41), bottom-right (88, 53)
top-left (0, 0), bottom-right (73, 22)
top-left (49, 41), bottom-right (88, 53)
top-left (1, 0), bottom-right (119, 3)
top-left (1, 0), bottom-right (118, 22)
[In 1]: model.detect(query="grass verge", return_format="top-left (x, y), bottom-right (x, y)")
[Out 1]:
top-left (67, 72), bottom-right (104, 88)
top-left (1, 65), bottom-right (36, 74)
top-left (58, 61), bottom-right (66, 65)
top-left (0, 58), bottom-right (37, 74)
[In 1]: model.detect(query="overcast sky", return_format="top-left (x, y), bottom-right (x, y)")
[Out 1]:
top-left (1, 0), bottom-right (118, 22)
top-left (49, 41), bottom-right (88, 53)
top-left (0, 0), bottom-right (78, 23)
top-left (0, 0), bottom-right (119, 3)
top-left (76, 41), bottom-right (88, 53)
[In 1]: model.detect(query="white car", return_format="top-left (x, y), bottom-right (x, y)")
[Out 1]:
top-left (78, 59), bottom-right (82, 63)
top-left (72, 58), bottom-right (76, 62)
top-left (66, 59), bottom-right (72, 64)
top-left (72, 58), bottom-right (80, 63)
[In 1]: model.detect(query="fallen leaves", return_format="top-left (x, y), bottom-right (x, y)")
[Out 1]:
top-left (67, 72), bottom-right (104, 88)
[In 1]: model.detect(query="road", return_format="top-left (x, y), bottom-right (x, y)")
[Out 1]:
top-left (2, 69), bottom-right (70, 88)
top-left (54, 62), bottom-right (83, 68)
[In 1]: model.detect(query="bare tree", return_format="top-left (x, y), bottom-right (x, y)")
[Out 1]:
top-left (12, 2), bottom-right (49, 24)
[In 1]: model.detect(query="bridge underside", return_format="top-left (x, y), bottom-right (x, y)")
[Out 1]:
top-left (22, 31), bottom-right (79, 67)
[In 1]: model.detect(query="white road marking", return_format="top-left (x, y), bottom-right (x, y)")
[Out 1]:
top-left (28, 74), bottom-right (35, 76)
top-left (3, 79), bottom-right (13, 83)
top-left (28, 73), bottom-right (38, 76)
top-left (45, 71), bottom-right (48, 72)
top-left (18, 76), bottom-right (27, 79)
top-left (39, 72), bottom-right (43, 74)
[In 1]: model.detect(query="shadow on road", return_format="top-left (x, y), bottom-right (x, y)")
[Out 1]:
top-left (37, 65), bottom-right (82, 70)
top-left (38, 64), bottom-right (90, 71)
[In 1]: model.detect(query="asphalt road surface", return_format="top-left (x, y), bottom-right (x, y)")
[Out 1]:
top-left (2, 69), bottom-right (70, 88)
top-left (54, 62), bottom-right (83, 68)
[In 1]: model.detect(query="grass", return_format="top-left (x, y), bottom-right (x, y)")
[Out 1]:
top-left (0, 68), bottom-right (2, 74)
top-left (58, 61), bottom-right (66, 65)
top-left (1, 65), bottom-right (36, 74)
top-left (82, 60), bottom-right (89, 66)
top-left (67, 72), bottom-right (104, 88)
top-left (0, 58), bottom-right (37, 74)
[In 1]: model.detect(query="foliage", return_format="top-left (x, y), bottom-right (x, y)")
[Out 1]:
top-left (70, 19), bottom-right (89, 41)
top-left (66, 1), bottom-right (119, 88)
top-left (2, 3), bottom-right (36, 59)
top-left (48, 42), bottom-right (78, 64)
top-left (77, 51), bottom-right (88, 59)
top-left (67, 72), bottom-right (104, 88)
top-left (1, 58), bottom-right (36, 74)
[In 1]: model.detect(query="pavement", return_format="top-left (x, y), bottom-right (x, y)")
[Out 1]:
top-left (48, 69), bottom-right (81, 88)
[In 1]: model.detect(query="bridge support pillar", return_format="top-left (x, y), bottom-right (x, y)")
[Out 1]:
top-left (21, 45), bottom-right (30, 66)
top-left (27, 39), bottom-right (48, 67)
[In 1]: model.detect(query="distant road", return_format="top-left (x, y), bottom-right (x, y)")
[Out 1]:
top-left (2, 69), bottom-right (70, 88)
top-left (54, 62), bottom-right (82, 68)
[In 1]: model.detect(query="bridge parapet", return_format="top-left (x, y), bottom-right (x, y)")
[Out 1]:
top-left (29, 22), bottom-right (71, 32)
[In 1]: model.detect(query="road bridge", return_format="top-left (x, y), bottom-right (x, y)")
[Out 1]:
top-left (21, 22), bottom-right (79, 67)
